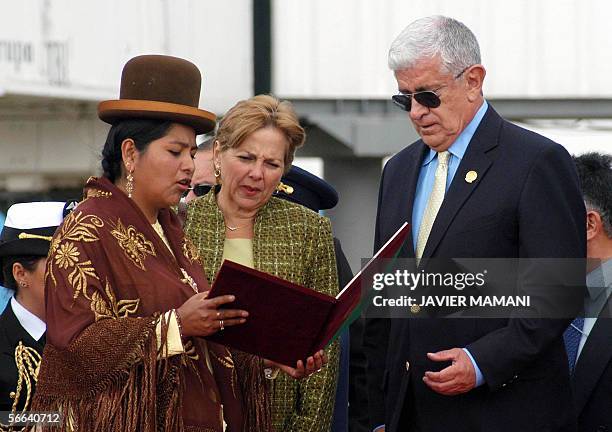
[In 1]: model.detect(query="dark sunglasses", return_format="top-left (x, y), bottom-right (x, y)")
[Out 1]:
top-left (392, 89), bottom-right (443, 111)
top-left (192, 184), bottom-right (213, 197)
top-left (391, 66), bottom-right (471, 112)
top-left (182, 184), bottom-right (213, 198)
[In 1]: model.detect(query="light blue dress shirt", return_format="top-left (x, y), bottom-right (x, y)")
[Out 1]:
top-left (577, 260), bottom-right (612, 359)
top-left (411, 101), bottom-right (489, 249)
top-left (411, 100), bottom-right (489, 388)
top-left (0, 213), bottom-right (9, 313)
top-left (0, 286), bottom-right (13, 314)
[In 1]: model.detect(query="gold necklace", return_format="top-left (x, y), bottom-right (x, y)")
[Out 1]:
top-left (225, 223), bottom-right (248, 231)
top-left (223, 217), bottom-right (254, 231)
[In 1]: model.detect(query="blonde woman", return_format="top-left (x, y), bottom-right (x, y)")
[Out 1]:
top-left (186, 94), bottom-right (340, 432)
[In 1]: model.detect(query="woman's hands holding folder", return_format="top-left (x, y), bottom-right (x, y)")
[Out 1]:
top-left (263, 349), bottom-right (328, 379)
top-left (176, 291), bottom-right (248, 337)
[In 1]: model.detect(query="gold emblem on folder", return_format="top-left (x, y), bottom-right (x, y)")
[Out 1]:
top-left (465, 171), bottom-right (478, 183)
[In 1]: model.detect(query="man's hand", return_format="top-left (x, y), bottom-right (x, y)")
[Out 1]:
top-left (422, 348), bottom-right (476, 395)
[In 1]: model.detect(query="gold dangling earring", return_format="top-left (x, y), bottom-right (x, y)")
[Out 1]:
top-left (214, 165), bottom-right (221, 184)
top-left (126, 169), bottom-right (134, 198)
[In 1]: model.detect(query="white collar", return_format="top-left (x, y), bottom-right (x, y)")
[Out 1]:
top-left (11, 297), bottom-right (46, 341)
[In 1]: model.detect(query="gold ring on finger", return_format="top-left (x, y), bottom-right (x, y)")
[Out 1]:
top-left (219, 319), bottom-right (225, 331)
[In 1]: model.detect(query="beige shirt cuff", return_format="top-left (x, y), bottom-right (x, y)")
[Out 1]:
top-left (156, 310), bottom-right (184, 358)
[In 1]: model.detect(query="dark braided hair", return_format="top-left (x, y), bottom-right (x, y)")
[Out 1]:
top-left (101, 119), bottom-right (174, 182)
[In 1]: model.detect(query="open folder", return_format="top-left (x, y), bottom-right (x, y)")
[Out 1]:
top-left (206, 222), bottom-right (410, 366)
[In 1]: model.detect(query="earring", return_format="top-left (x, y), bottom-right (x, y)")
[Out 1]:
top-left (126, 168), bottom-right (134, 198)
top-left (19, 281), bottom-right (27, 289)
top-left (214, 166), bottom-right (221, 184)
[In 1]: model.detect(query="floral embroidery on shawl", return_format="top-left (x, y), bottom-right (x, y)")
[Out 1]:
top-left (65, 256), bottom-right (98, 301)
top-left (110, 219), bottom-right (156, 270)
top-left (90, 279), bottom-right (141, 321)
top-left (48, 211), bottom-right (104, 299)
top-left (55, 242), bottom-right (80, 269)
top-left (182, 237), bottom-right (200, 264)
top-left (182, 340), bottom-right (200, 361)
top-left (47, 211), bottom-right (141, 316)
top-left (86, 189), bottom-right (112, 199)
top-left (50, 211), bottom-right (104, 257)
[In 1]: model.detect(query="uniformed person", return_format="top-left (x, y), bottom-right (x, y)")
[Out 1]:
top-left (0, 202), bottom-right (70, 419)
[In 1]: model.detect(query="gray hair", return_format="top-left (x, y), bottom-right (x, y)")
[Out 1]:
top-left (586, 199), bottom-right (612, 238)
top-left (388, 15), bottom-right (481, 75)
top-left (197, 137), bottom-right (214, 152)
top-left (574, 152), bottom-right (612, 238)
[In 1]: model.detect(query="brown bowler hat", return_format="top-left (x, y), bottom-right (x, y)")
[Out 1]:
top-left (98, 55), bottom-right (216, 134)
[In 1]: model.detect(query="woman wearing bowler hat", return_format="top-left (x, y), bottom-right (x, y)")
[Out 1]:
top-left (31, 55), bottom-right (323, 432)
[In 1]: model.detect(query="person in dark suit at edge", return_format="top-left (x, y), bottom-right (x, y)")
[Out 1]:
top-left (363, 15), bottom-right (586, 432)
top-left (274, 165), bottom-right (358, 432)
top-left (566, 152), bottom-right (612, 432)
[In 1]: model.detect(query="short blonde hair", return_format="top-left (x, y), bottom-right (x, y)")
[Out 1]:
top-left (215, 94), bottom-right (305, 172)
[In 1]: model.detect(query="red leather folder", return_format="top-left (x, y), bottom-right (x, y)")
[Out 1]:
top-left (206, 222), bottom-right (410, 366)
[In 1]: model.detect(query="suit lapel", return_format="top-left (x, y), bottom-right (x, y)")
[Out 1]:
top-left (571, 300), bottom-right (612, 413)
top-left (1, 305), bottom-right (44, 353)
top-left (36, 333), bottom-right (46, 351)
top-left (421, 107), bottom-right (502, 260)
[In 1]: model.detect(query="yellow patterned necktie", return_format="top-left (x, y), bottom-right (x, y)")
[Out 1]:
top-left (415, 150), bottom-right (450, 263)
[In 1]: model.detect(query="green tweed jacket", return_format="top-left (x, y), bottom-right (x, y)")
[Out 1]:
top-left (185, 188), bottom-right (340, 432)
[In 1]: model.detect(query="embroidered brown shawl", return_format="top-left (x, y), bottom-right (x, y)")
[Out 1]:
top-left (31, 177), bottom-right (247, 432)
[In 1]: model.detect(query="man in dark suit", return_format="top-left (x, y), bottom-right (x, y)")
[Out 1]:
top-left (568, 153), bottom-right (612, 432)
top-left (363, 16), bottom-right (586, 432)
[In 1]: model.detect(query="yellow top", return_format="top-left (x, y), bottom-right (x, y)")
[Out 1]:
top-left (222, 238), bottom-right (254, 268)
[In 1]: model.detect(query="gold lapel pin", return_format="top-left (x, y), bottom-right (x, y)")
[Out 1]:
top-left (465, 170), bottom-right (478, 184)
top-left (276, 182), bottom-right (294, 194)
